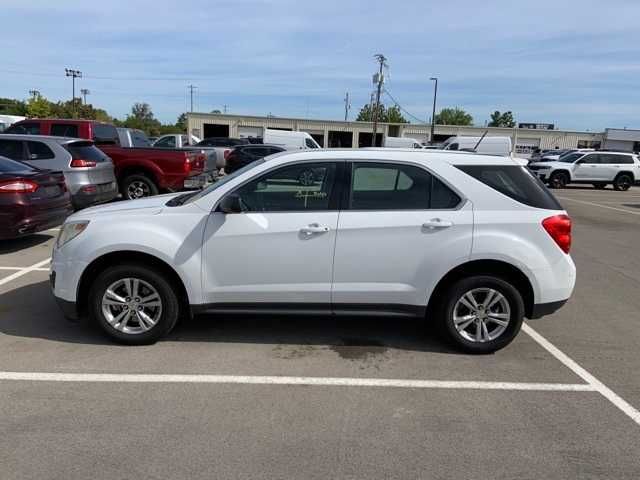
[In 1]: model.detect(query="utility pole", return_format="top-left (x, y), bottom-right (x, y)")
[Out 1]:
top-left (371, 54), bottom-right (387, 147)
top-left (343, 92), bottom-right (351, 121)
top-left (80, 89), bottom-right (90, 105)
top-left (223, 104), bottom-right (228, 114)
top-left (65, 68), bottom-right (82, 117)
top-left (28, 89), bottom-right (40, 98)
top-left (187, 84), bottom-right (197, 112)
top-left (429, 77), bottom-right (438, 144)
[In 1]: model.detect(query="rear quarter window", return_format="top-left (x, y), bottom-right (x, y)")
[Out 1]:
top-left (456, 165), bottom-right (562, 210)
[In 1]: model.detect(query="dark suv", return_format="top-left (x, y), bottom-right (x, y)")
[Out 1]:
top-left (225, 144), bottom-right (286, 173)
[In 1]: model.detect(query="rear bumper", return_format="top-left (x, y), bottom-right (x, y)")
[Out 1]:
top-left (0, 206), bottom-right (72, 240)
top-left (528, 299), bottom-right (568, 319)
top-left (71, 182), bottom-right (119, 209)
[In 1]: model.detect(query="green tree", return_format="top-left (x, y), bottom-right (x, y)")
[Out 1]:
top-left (122, 103), bottom-right (162, 135)
top-left (175, 113), bottom-right (187, 132)
top-left (0, 98), bottom-right (27, 115)
top-left (211, 109), bottom-right (222, 114)
top-left (434, 107), bottom-right (473, 126)
top-left (488, 110), bottom-right (515, 128)
top-left (25, 93), bottom-right (52, 118)
top-left (386, 105), bottom-right (408, 123)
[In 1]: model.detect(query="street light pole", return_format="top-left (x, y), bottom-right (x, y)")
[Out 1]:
top-left (65, 68), bottom-right (82, 117)
top-left (429, 77), bottom-right (438, 144)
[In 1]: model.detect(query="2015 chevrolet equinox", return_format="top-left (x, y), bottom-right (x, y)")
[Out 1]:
top-left (51, 149), bottom-right (575, 353)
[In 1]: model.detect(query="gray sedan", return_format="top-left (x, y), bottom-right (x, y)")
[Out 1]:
top-left (0, 134), bottom-right (118, 209)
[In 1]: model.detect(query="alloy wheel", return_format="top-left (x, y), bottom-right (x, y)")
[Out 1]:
top-left (101, 278), bottom-right (163, 334)
top-left (127, 180), bottom-right (151, 199)
top-left (452, 288), bottom-right (511, 343)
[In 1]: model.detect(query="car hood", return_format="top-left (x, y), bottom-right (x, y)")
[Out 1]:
top-left (75, 192), bottom-right (181, 217)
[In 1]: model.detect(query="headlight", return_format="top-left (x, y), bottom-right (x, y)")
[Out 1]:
top-left (56, 221), bottom-right (90, 248)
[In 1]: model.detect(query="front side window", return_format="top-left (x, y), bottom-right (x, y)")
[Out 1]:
top-left (26, 141), bottom-right (55, 160)
top-left (233, 162), bottom-right (337, 212)
top-left (5, 123), bottom-right (40, 135)
top-left (349, 162), bottom-right (460, 210)
top-left (0, 139), bottom-right (25, 160)
top-left (579, 154), bottom-right (600, 164)
top-left (51, 124), bottom-right (79, 138)
top-left (558, 153), bottom-right (584, 163)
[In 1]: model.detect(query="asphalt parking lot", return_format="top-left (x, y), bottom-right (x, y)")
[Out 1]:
top-left (1, 186), bottom-right (640, 479)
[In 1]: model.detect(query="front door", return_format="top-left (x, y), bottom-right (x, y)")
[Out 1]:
top-left (573, 153), bottom-right (600, 181)
top-left (202, 161), bottom-right (341, 305)
top-left (332, 161), bottom-right (473, 310)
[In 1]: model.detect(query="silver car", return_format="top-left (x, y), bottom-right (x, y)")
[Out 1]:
top-left (0, 134), bottom-right (118, 209)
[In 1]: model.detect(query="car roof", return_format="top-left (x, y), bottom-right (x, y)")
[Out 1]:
top-left (268, 148), bottom-right (520, 166)
top-left (0, 133), bottom-right (90, 144)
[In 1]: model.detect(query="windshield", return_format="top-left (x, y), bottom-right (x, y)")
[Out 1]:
top-left (558, 153), bottom-right (584, 163)
top-left (182, 159), bottom-right (265, 205)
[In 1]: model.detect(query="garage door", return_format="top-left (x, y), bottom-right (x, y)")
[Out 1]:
top-left (238, 126), bottom-right (263, 139)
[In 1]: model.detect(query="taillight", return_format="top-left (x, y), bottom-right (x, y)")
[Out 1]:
top-left (70, 159), bottom-right (97, 168)
top-left (542, 214), bottom-right (572, 254)
top-left (0, 179), bottom-right (39, 193)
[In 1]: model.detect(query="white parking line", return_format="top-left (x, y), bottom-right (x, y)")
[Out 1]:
top-left (0, 371), bottom-right (595, 391)
top-left (557, 196), bottom-right (640, 216)
top-left (0, 258), bottom-right (51, 287)
top-left (0, 267), bottom-right (49, 272)
top-left (523, 324), bottom-right (640, 426)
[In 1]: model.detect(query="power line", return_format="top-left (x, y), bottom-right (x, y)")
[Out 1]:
top-left (383, 89), bottom-right (427, 124)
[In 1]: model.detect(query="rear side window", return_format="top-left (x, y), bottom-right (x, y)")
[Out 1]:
top-left (5, 122), bottom-right (40, 135)
top-left (66, 142), bottom-right (108, 162)
top-left (0, 139), bottom-right (25, 160)
top-left (26, 141), bottom-right (55, 160)
top-left (51, 124), bottom-right (79, 138)
top-left (92, 123), bottom-right (119, 145)
top-left (457, 165), bottom-right (562, 210)
top-left (349, 162), bottom-right (460, 210)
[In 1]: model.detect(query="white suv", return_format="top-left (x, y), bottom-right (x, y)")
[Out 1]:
top-left (529, 151), bottom-right (640, 190)
top-left (51, 150), bottom-right (576, 353)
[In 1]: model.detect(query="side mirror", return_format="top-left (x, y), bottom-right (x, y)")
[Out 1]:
top-left (218, 194), bottom-right (243, 213)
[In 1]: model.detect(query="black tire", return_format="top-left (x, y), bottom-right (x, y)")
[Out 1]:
top-left (613, 173), bottom-right (633, 191)
top-left (89, 264), bottom-right (180, 345)
top-left (437, 276), bottom-right (525, 354)
top-left (121, 174), bottom-right (159, 200)
top-left (592, 183), bottom-right (607, 190)
top-left (548, 171), bottom-right (569, 189)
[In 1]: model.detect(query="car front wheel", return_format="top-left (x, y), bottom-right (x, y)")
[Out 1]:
top-left (89, 264), bottom-right (180, 345)
top-left (438, 276), bottom-right (524, 354)
top-left (549, 171), bottom-right (569, 189)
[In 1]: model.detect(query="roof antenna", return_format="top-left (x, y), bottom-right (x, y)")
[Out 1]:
top-left (472, 130), bottom-right (488, 152)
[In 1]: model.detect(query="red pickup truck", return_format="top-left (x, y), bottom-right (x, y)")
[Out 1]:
top-left (5, 119), bottom-right (205, 200)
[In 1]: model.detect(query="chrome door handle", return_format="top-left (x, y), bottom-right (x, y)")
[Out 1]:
top-left (300, 223), bottom-right (330, 235)
top-left (422, 218), bottom-right (454, 229)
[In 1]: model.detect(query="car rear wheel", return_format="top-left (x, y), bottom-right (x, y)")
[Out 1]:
top-left (122, 174), bottom-right (159, 200)
top-left (613, 174), bottom-right (633, 191)
top-left (89, 264), bottom-right (179, 345)
top-left (592, 183), bottom-right (607, 189)
top-left (437, 276), bottom-right (524, 354)
top-left (549, 171), bottom-right (569, 189)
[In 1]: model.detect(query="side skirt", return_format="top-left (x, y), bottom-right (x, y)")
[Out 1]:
top-left (191, 303), bottom-right (426, 318)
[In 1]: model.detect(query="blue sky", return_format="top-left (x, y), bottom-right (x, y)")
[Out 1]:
top-left (3, 0), bottom-right (640, 131)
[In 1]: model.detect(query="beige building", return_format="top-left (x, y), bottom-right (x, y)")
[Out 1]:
top-left (187, 112), bottom-right (604, 153)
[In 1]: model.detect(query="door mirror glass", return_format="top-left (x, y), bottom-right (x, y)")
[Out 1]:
top-left (218, 194), bottom-right (243, 213)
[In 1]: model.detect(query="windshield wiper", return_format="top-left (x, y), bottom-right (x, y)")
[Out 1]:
top-left (166, 191), bottom-right (198, 207)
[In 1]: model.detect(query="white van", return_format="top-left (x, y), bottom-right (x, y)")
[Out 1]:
top-left (263, 129), bottom-right (320, 150)
top-left (442, 136), bottom-right (512, 156)
top-left (384, 136), bottom-right (423, 149)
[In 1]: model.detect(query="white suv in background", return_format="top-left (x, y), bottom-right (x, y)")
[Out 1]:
top-left (529, 151), bottom-right (640, 190)
top-left (51, 150), bottom-right (575, 353)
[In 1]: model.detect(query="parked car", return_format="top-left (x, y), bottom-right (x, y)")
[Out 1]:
top-left (0, 134), bottom-right (118, 209)
top-left (116, 128), bottom-right (151, 147)
top-left (0, 155), bottom-right (73, 239)
top-left (528, 151), bottom-right (640, 190)
top-left (263, 129), bottom-right (320, 150)
top-left (5, 120), bottom-right (205, 200)
top-left (539, 148), bottom-right (594, 162)
top-left (384, 136), bottom-right (423, 148)
top-left (442, 136), bottom-right (512, 156)
top-left (224, 144), bottom-right (286, 174)
top-left (51, 150), bottom-right (575, 353)
top-left (197, 137), bottom-right (250, 147)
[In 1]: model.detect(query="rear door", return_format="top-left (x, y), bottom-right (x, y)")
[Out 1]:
top-left (24, 140), bottom-right (58, 171)
top-left (332, 161), bottom-right (473, 310)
